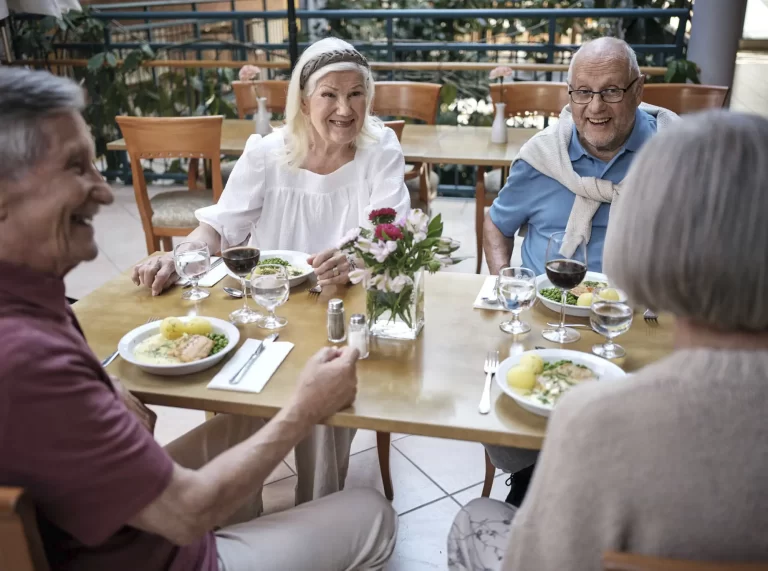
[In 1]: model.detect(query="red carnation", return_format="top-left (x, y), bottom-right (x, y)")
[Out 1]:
top-left (375, 223), bottom-right (403, 241)
top-left (369, 208), bottom-right (397, 224)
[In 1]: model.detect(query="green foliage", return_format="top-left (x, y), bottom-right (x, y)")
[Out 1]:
top-left (664, 58), bottom-right (700, 84)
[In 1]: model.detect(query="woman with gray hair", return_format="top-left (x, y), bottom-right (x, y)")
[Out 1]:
top-left (447, 111), bottom-right (768, 570)
top-left (133, 37), bottom-right (409, 506)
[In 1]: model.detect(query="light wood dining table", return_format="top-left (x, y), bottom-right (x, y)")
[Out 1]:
top-left (106, 120), bottom-right (536, 168)
top-left (74, 269), bottom-right (674, 450)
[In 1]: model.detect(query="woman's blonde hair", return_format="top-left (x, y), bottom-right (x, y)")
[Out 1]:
top-left (281, 37), bottom-right (382, 168)
top-left (604, 111), bottom-right (768, 331)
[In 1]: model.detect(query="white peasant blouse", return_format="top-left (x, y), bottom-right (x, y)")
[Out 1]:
top-left (195, 125), bottom-right (410, 255)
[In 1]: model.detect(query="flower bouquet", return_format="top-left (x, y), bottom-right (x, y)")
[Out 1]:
top-left (340, 208), bottom-right (452, 340)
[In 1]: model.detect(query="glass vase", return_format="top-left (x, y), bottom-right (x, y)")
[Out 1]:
top-left (366, 269), bottom-right (425, 340)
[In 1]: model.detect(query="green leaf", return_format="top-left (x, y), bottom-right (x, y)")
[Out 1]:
top-left (105, 51), bottom-right (118, 68)
top-left (122, 51), bottom-right (142, 73)
top-left (87, 53), bottom-right (106, 71)
top-left (140, 43), bottom-right (155, 59)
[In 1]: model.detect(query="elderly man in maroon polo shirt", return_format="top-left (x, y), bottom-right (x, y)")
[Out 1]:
top-left (0, 68), bottom-right (396, 571)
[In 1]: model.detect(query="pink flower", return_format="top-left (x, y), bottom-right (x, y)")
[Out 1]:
top-left (489, 66), bottom-right (513, 80)
top-left (369, 208), bottom-right (397, 224)
top-left (238, 65), bottom-right (262, 81)
top-left (374, 223), bottom-right (403, 241)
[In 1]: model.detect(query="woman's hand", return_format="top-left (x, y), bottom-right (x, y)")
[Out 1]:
top-left (132, 254), bottom-right (177, 296)
top-left (308, 248), bottom-right (351, 286)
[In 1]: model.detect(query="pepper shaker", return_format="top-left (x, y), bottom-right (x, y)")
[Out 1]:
top-left (348, 314), bottom-right (369, 359)
top-left (327, 299), bottom-right (346, 343)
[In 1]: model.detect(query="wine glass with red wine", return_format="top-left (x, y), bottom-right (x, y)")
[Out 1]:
top-left (222, 244), bottom-right (262, 324)
top-left (541, 231), bottom-right (587, 344)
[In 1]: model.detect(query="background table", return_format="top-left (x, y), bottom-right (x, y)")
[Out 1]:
top-left (74, 270), bottom-right (674, 450)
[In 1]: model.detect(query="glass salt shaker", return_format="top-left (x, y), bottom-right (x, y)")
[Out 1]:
top-left (348, 314), bottom-right (369, 359)
top-left (327, 299), bottom-right (346, 343)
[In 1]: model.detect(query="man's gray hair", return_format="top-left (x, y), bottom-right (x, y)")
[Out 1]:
top-left (0, 68), bottom-right (85, 181)
top-left (567, 37), bottom-right (641, 84)
top-left (604, 111), bottom-right (768, 332)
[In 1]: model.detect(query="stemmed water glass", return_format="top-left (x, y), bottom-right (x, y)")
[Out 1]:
top-left (590, 286), bottom-right (633, 359)
top-left (173, 241), bottom-right (211, 301)
top-left (251, 265), bottom-right (290, 330)
top-left (541, 231), bottom-right (587, 344)
top-left (497, 266), bottom-right (536, 335)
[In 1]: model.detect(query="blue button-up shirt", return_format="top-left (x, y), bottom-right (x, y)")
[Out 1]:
top-left (489, 108), bottom-right (657, 275)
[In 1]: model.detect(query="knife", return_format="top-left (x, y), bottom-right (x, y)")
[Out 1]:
top-left (229, 333), bottom-right (279, 385)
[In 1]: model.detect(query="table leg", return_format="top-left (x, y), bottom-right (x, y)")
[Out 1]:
top-left (376, 431), bottom-right (394, 501)
top-left (475, 165), bottom-right (487, 274)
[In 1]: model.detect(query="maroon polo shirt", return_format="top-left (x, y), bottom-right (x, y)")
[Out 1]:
top-left (0, 261), bottom-right (217, 571)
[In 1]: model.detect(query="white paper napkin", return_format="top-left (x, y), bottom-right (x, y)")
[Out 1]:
top-left (473, 275), bottom-right (506, 311)
top-left (207, 339), bottom-right (294, 393)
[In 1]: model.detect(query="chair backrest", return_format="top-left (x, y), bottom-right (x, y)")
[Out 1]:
top-left (490, 81), bottom-right (570, 118)
top-left (383, 119), bottom-right (405, 141)
top-left (232, 80), bottom-right (289, 118)
top-left (603, 552), bottom-right (768, 571)
top-left (0, 487), bottom-right (50, 571)
top-left (641, 84), bottom-right (729, 114)
top-left (115, 116), bottom-right (224, 230)
top-left (373, 81), bottom-right (442, 124)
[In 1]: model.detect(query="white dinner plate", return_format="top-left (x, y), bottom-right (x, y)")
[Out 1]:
top-left (224, 249), bottom-right (314, 288)
top-left (495, 349), bottom-right (627, 417)
top-left (535, 270), bottom-right (613, 318)
top-left (118, 316), bottom-right (240, 377)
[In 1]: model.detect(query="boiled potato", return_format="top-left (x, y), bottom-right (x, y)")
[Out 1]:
top-left (160, 317), bottom-right (185, 340)
top-left (599, 288), bottom-right (620, 301)
top-left (519, 353), bottom-right (544, 374)
top-left (506, 365), bottom-right (536, 391)
top-left (184, 317), bottom-right (213, 336)
top-left (576, 292), bottom-right (594, 307)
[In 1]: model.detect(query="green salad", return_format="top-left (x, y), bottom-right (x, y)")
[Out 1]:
top-left (252, 257), bottom-right (306, 278)
top-left (540, 280), bottom-right (606, 306)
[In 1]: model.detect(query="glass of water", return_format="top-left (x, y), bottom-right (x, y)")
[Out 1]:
top-left (590, 287), bottom-right (633, 358)
top-left (251, 265), bottom-right (290, 330)
top-left (173, 240), bottom-right (211, 301)
top-left (497, 266), bottom-right (537, 335)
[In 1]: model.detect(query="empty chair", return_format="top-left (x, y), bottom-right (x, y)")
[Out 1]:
top-left (0, 487), bottom-right (49, 571)
top-left (642, 84), bottom-right (729, 115)
top-left (116, 116), bottom-right (224, 255)
top-left (373, 81), bottom-right (442, 213)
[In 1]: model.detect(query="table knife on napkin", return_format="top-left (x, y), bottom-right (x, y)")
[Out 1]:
top-left (230, 333), bottom-right (279, 385)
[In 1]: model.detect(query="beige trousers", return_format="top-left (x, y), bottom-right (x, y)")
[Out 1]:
top-left (165, 415), bottom-right (394, 571)
top-left (447, 498), bottom-right (516, 571)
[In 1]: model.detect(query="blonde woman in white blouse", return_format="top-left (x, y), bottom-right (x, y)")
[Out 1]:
top-left (133, 37), bottom-right (410, 504)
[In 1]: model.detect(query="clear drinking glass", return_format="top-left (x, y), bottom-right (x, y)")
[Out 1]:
top-left (251, 265), bottom-right (290, 330)
top-left (590, 287), bottom-right (633, 358)
top-left (221, 243), bottom-right (262, 325)
top-left (173, 241), bottom-right (211, 301)
top-left (497, 266), bottom-right (536, 335)
top-left (541, 231), bottom-right (587, 344)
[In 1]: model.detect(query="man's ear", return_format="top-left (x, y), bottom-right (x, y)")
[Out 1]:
top-left (635, 74), bottom-right (646, 106)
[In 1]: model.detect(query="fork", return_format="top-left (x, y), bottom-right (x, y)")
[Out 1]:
top-left (478, 351), bottom-right (499, 415)
top-left (101, 316), bottom-right (159, 367)
top-left (308, 283), bottom-right (322, 296)
top-left (643, 309), bottom-right (659, 326)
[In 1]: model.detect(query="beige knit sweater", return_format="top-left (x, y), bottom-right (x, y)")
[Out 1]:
top-left (502, 348), bottom-right (768, 570)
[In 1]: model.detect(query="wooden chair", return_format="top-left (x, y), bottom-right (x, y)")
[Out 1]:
top-left (475, 82), bottom-right (569, 273)
top-left (116, 116), bottom-right (224, 255)
top-left (232, 80), bottom-right (289, 117)
top-left (642, 84), bottom-right (729, 115)
top-left (603, 552), bottom-right (768, 571)
top-left (383, 119), bottom-right (405, 142)
top-left (373, 81), bottom-right (443, 214)
top-left (0, 488), bottom-right (49, 571)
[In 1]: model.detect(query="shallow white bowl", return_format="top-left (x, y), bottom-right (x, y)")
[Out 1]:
top-left (118, 316), bottom-right (240, 377)
top-left (535, 270), bottom-right (611, 318)
top-left (224, 249), bottom-right (314, 288)
top-left (495, 348), bottom-right (627, 417)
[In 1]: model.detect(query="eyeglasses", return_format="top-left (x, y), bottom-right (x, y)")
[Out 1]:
top-left (568, 76), bottom-right (641, 105)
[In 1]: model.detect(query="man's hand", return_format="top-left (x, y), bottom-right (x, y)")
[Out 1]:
top-left (308, 248), bottom-right (351, 286)
top-left (110, 375), bottom-right (157, 434)
top-left (132, 254), bottom-right (177, 296)
top-left (290, 346), bottom-right (360, 424)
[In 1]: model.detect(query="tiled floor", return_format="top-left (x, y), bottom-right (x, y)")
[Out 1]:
top-left (67, 52), bottom-right (768, 569)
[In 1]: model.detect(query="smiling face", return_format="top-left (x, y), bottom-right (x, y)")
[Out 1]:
top-left (302, 70), bottom-right (367, 148)
top-left (0, 111), bottom-right (113, 276)
top-left (569, 50), bottom-right (643, 160)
